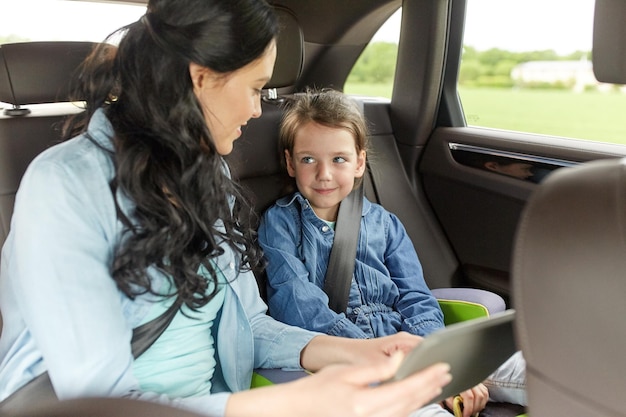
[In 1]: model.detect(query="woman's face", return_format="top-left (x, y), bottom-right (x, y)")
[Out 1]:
top-left (190, 40), bottom-right (277, 155)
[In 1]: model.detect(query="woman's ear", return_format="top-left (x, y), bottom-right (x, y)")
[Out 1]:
top-left (355, 150), bottom-right (367, 178)
top-left (189, 62), bottom-right (209, 92)
top-left (284, 150), bottom-right (296, 177)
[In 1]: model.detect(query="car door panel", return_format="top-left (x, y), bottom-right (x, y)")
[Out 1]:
top-left (420, 126), bottom-right (626, 302)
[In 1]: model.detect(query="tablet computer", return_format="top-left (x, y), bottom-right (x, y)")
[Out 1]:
top-left (387, 309), bottom-right (517, 404)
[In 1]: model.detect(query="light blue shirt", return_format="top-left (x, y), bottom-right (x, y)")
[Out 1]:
top-left (0, 109), bottom-right (318, 416)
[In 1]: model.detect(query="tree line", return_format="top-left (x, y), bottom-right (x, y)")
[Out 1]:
top-left (348, 41), bottom-right (591, 87)
top-left (0, 35), bottom-right (30, 44)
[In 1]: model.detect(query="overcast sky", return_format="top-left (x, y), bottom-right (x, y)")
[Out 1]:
top-left (375, 0), bottom-right (594, 54)
top-left (2, 0), bottom-right (595, 54)
top-left (0, 1), bottom-right (146, 42)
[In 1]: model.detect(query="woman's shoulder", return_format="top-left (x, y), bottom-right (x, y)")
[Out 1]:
top-left (26, 135), bottom-right (114, 188)
top-left (26, 111), bottom-right (115, 184)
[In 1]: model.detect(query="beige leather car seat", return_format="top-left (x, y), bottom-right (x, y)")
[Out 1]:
top-left (513, 158), bottom-right (626, 416)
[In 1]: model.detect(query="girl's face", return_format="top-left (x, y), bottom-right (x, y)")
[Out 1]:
top-left (190, 40), bottom-right (277, 155)
top-left (285, 121), bottom-right (366, 221)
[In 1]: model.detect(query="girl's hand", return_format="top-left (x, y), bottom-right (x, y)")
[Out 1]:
top-left (300, 333), bottom-right (423, 371)
top-left (443, 383), bottom-right (489, 417)
top-left (356, 332), bottom-right (424, 362)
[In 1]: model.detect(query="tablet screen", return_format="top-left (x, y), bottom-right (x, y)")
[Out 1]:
top-left (388, 309), bottom-right (517, 404)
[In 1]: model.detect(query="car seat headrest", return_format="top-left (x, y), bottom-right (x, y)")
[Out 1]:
top-left (0, 8), bottom-right (302, 110)
top-left (592, 0), bottom-right (626, 84)
top-left (0, 42), bottom-right (96, 110)
top-left (266, 7), bottom-right (303, 90)
top-left (513, 157), bottom-right (626, 416)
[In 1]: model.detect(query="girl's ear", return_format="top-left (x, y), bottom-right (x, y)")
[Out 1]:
top-left (284, 150), bottom-right (296, 178)
top-left (355, 150), bottom-right (367, 178)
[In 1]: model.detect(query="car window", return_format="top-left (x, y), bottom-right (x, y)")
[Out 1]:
top-left (347, 1), bottom-right (626, 146)
top-left (460, 0), bottom-right (626, 145)
top-left (0, 0), bottom-right (145, 44)
top-left (344, 9), bottom-right (400, 99)
top-left (0, 0), bottom-right (145, 109)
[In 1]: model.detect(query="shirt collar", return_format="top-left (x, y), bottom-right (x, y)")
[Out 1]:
top-left (276, 191), bottom-right (370, 216)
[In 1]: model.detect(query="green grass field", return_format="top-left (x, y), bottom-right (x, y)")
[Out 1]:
top-left (345, 83), bottom-right (626, 146)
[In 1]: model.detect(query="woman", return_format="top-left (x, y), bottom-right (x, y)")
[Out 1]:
top-left (0, 0), bottom-right (450, 416)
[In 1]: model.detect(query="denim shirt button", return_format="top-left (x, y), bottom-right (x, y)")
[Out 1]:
top-left (321, 225), bottom-right (330, 232)
top-left (229, 262), bottom-right (235, 270)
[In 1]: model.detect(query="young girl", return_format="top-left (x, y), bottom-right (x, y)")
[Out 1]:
top-left (0, 3), bottom-right (452, 416)
top-left (257, 89), bottom-right (527, 417)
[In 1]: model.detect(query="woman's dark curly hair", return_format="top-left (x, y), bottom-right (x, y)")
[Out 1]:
top-left (63, 0), bottom-right (277, 309)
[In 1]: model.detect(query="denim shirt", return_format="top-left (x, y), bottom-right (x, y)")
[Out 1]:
top-left (0, 110), bottom-right (317, 416)
top-left (258, 192), bottom-right (444, 339)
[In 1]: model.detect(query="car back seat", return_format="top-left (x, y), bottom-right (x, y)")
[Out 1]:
top-left (228, 95), bottom-right (506, 312)
top-left (0, 9), bottom-right (495, 310)
top-left (225, 10), bottom-right (482, 299)
top-left (228, 97), bottom-right (463, 277)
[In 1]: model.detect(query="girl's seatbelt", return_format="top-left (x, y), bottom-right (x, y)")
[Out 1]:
top-left (323, 185), bottom-right (363, 313)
